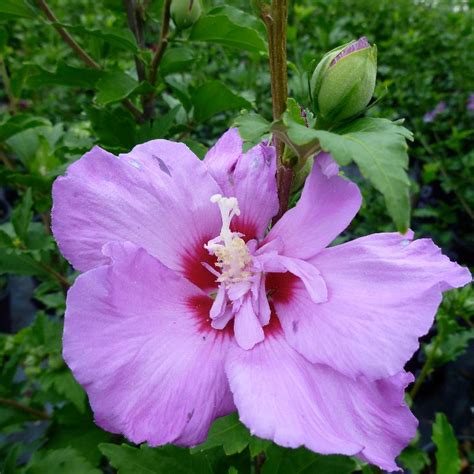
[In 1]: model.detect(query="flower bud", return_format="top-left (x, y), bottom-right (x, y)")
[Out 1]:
top-left (310, 37), bottom-right (377, 125)
top-left (170, 0), bottom-right (202, 30)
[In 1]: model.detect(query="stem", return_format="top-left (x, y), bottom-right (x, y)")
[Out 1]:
top-left (35, 0), bottom-right (100, 69)
top-left (149, 0), bottom-right (171, 86)
top-left (18, 241), bottom-right (70, 294)
top-left (409, 336), bottom-right (442, 400)
top-left (123, 0), bottom-right (156, 119)
top-left (124, 0), bottom-right (146, 82)
top-left (0, 149), bottom-right (15, 171)
top-left (0, 397), bottom-right (50, 420)
top-left (261, 0), bottom-right (291, 222)
top-left (39, 261), bottom-right (71, 294)
top-left (254, 452), bottom-right (266, 474)
top-left (35, 0), bottom-right (144, 122)
top-left (439, 162), bottom-right (474, 220)
top-left (416, 129), bottom-right (474, 220)
top-left (0, 57), bottom-right (18, 114)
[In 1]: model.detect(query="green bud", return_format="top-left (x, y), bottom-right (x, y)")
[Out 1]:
top-left (170, 0), bottom-right (202, 30)
top-left (310, 37), bottom-right (377, 125)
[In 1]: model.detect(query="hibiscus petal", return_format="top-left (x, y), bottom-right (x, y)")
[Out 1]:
top-left (204, 128), bottom-right (242, 189)
top-left (317, 152), bottom-right (340, 177)
top-left (265, 155), bottom-right (361, 259)
top-left (63, 242), bottom-right (234, 446)
top-left (52, 141), bottom-right (221, 274)
top-left (204, 128), bottom-right (278, 239)
top-left (275, 232), bottom-right (472, 379)
top-left (225, 328), bottom-right (417, 471)
top-left (273, 255), bottom-right (328, 303)
top-left (233, 297), bottom-right (265, 350)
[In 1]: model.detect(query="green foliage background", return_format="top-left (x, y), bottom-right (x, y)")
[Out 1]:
top-left (0, 0), bottom-right (472, 472)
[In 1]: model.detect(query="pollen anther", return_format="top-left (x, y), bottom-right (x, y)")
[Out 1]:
top-left (205, 195), bottom-right (252, 285)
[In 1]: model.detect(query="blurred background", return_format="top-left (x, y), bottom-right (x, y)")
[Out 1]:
top-left (0, 0), bottom-right (472, 472)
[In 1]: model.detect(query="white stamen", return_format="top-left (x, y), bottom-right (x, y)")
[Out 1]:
top-left (205, 195), bottom-right (252, 286)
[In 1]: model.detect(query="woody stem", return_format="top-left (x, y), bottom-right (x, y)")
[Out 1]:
top-left (261, 0), bottom-right (291, 223)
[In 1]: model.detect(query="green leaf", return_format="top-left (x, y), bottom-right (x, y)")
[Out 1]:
top-left (137, 106), bottom-right (180, 142)
top-left (95, 71), bottom-right (140, 105)
top-left (28, 63), bottom-right (103, 89)
top-left (100, 443), bottom-right (197, 474)
top-left (233, 111), bottom-right (271, 149)
top-left (0, 115), bottom-right (50, 142)
top-left (46, 405), bottom-right (112, 466)
top-left (1, 443), bottom-right (22, 474)
top-left (25, 447), bottom-right (101, 474)
top-left (182, 139), bottom-right (207, 159)
top-left (207, 5), bottom-right (266, 36)
top-left (399, 446), bottom-right (431, 474)
top-left (88, 107), bottom-right (136, 150)
top-left (273, 116), bottom-right (412, 232)
top-left (192, 81), bottom-right (251, 123)
top-left (0, 248), bottom-right (50, 278)
top-left (51, 24), bottom-right (138, 52)
top-left (248, 437), bottom-right (272, 457)
top-left (41, 370), bottom-right (86, 413)
top-left (0, 28), bottom-right (7, 53)
top-left (0, 0), bottom-right (35, 19)
top-left (160, 47), bottom-right (196, 76)
top-left (12, 188), bottom-right (33, 241)
top-left (432, 413), bottom-right (460, 474)
top-left (192, 413), bottom-right (251, 456)
top-left (261, 445), bottom-right (356, 474)
top-left (189, 13), bottom-right (267, 53)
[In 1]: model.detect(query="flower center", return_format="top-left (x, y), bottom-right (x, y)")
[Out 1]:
top-left (205, 194), bottom-right (252, 286)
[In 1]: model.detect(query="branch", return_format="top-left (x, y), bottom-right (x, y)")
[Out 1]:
top-left (149, 0), bottom-right (172, 86)
top-left (123, 0), bottom-right (146, 82)
top-left (0, 397), bottom-right (50, 420)
top-left (0, 57), bottom-right (18, 114)
top-left (261, 0), bottom-right (290, 222)
top-left (0, 149), bottom-right (15, 171)
top-left (35, 0), bottom-right (144, 122)
top-left (35, 0), bottom-right (100, 69)
top-left (409, 336), bottom-right (441, 400)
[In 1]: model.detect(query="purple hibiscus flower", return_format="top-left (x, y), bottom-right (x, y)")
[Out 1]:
top-left (467, 93), bottom-right (474, 111)
top-left (51, 129), bottom-right (471, 471)
top-left (423, 101), bottom-right (447, 123)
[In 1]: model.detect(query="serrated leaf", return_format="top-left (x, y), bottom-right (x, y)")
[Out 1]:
top-left (100, 443), bottom-right (196, 474)
top-left (248, 437), bottom-right (272, 457)
top-left (11, 188), bottom-right (33, 241)
top-left (88, 107), bottom-right (136, 150)
top-left (273, 116), bottom-right (412, 232)
top-left (190, 13), bottom-right (267, 53)
top-left (192, 81), bottom-right (251, 123)
top-left (0, 28), bottom-right (7, 53)
top-left (50, 24), bottom-right (138, 52)
top-left (233, 111), bottom-right (271, 149)
top-left (28, 63), bottom-right (103, 89)
top-left (95, 71), bottom-right (140, 105)
top-left (46, 405), bottom-right (111, 466)
top-left (0, 248), bottom-right (50, 278)
top-left (0, 0), bottom-right (35, 19)
top-left (2, 443), bottom-right (22, 474)
top-left (398, 446), bottom-right (431, 474)
top-left (0, 115), bottom-right (50, 142)
top-left (192, 413), bottom-right (251, 456)
top-left (137, 106), bottom-right (180, 142)
top-left (160, 47), bottom-right (196, 76)
top-left (25, 447), bottom-right (101, 474)
top-left (261, 445), bottom-right (356, 474)
top-left (432, 413), bottom-right (460, 474)
top-left (41, 370), bottom-right (86, 413)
